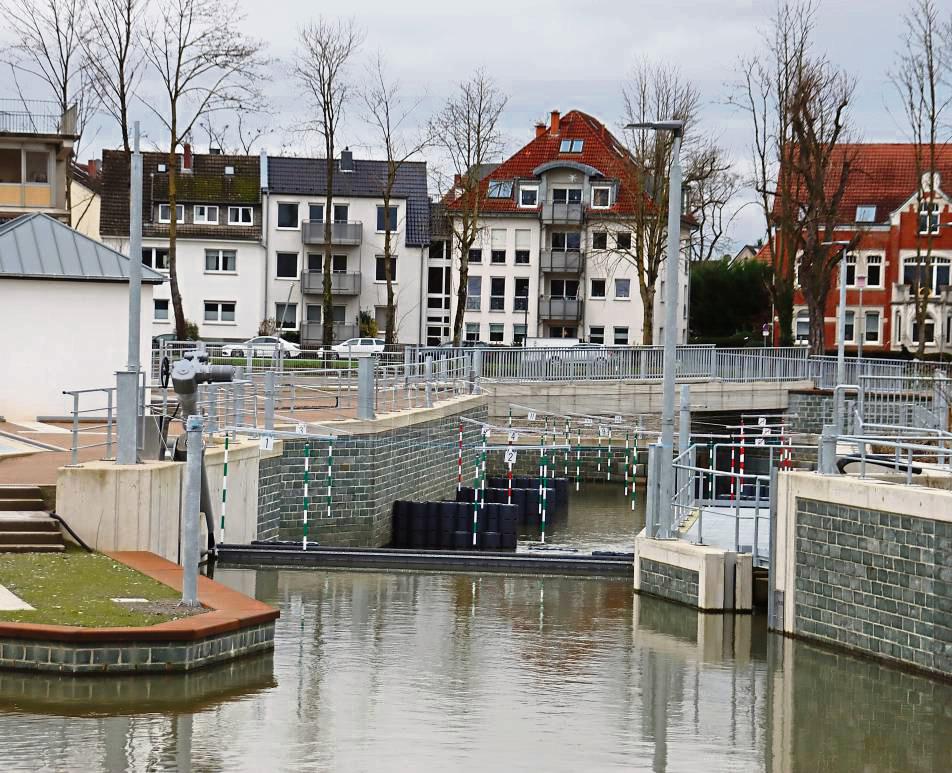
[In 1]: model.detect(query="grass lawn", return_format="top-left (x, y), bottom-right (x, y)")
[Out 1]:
top-left (0, 547), bottom-right (194, 628)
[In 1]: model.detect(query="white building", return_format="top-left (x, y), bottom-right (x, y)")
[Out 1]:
top-left (0, 213), bottom-right (162, 420)
top-left (443, 110), bottom-right (690, 346)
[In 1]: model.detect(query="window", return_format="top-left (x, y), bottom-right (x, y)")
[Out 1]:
top-left (228, 206), bottom-right (253, 225)
top-left (158, 204), bottom-right (184, 223)
top-left (277, 202), bottom-right (299, 229)
top-left (224, 165), bottom-right (234, 176)
top-left (903, 256), bottom-right (951, 294)
top-left (142, 247), bottom-right (169, 271)
top-left (613, 326), bottom-right (629, 345)
top-left (843, 310), bottom-right (856, 342)
top-left (513, 324), bottom-right (527, 346)
top-left (866, 255), bottom-right (882, 287)
top-left (515, 229), bottom-right (530, 264)
top-left (912, 316), bottom-right (936, 344)
top-left (307, 253), bottom-right (322, 272)
top-left (491, 229), bottom-right (506, 263)
top-left (306, 304), bottom-right (321, 323)
top-left (153, 299), bottom-right (169, 321)
top-left (205, 249), bottom-right (236, 272)
top-left (591, 231), bottom-right (607, 250)
top-left (589, 325), bottom-right (605, 344)
top-left (488, 180), bottom-right (513, 198)
top-left (376, 205), bottom-right (398, 232)
top-left (465, 322), bottom-right (480, 342)
top-left (274, 303), bottom-right (297, 329)
top-left (514, 277), bottom-right (530, 311)
top-left (466, 276), bottom-right (481, 310)
top-left (519, 186), bottom-right (538, 207)
top-left (276, 252), bottom-right (298, 278)
top-left (333, 305), bottom-right (346, 324)
top-left (332, 254), bottom-right (347, 273)
top-left (550, 279), bottom-right (579, 298)
top-left (559, 139), bottom-right (584, 152)
top-left (333, 204), bottom-right (349, 223)
top-left (845, 254), bottom-right (857, 286)
top-left (552, 188), bottom-right (582, 204)
top-left (204, 301), bottom-right (236, 323)
top-left (919, 201), bottom-right (940, 234)
top-left (615, 232), bottom-right (632, 249)
top-left (375, 255), bottom-right (398, 282)
top-left (0, 149), bottom-right (21, 183)
top-left (614, 278), bottom-right (631, 299)
top-left (156, 163), bottom-right (167, 173)
top-left (795, 310), bottom-right (809, 344)
top-left (308, 203), bottom-right (324, 223)
top-left (469, 248), bottom-right (482, 264)
top-left (591, 186), bottom-right (611, 208)
top-left (24, 151), bottom-right (49, 183)
top-left (551, 231), bottom-right (581, 251)
top-left (193, 205), bottom-right (218, 224)
top-left (548, 326), bottom-right (577, 339)
top-left (489, 323), bottom-right (504, 343)
top-left (864, 310), bottom-right (880, 343)
top-left (590, 279), bottom-right (606, 298)
top-left (855, 205), bottom-right (876, 222)
top-left (490, 277), bottom-right (505, 311)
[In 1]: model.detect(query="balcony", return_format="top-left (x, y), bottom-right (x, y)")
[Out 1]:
top-left (0, 99), bottom-right (77, 135)
top-left (540, 249), bottom-right (582, 272)
top-left (300, 270), bottom-right (361, 296)
top-left (539, 296), bottom-right (582, 320)
top-left (301, 321), bottom-right (358, 347)
top-left (541, 201), bottom-right (583, 224)
top-left (302, 220), bottom-right (363, 246)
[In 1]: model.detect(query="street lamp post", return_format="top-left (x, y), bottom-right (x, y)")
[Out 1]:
top-left (857, 274), bottom-right (866, 359)
top-left (627, 119), bottom-right (684, 539)
top-left (822, 240), bottom-right (852, 434)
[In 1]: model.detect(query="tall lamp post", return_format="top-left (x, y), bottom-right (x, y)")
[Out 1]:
top-left (627, 119), bottom-right (684, 538)
top-left (822, 240), bottom-right (852, 433)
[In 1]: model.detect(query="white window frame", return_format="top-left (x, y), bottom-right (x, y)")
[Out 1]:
top-left (203, 300), bottom-right (236, 324)
top-left (613, 326), bottom-right (629, 345)
top-left (559, 139), bottom-right (584, 153)
top-left (153, 298), bottom-right (170, 322)
top-left (842, 310), bottom-right (857, 343)
top-left (590, 278), bottom-right (606, 299)
top-left (276, 201), bottom-right (300, 230)
top-left (204, 248), bottom-right (237, 274)
top-left (589, 325), bottom-right (605, 344)
top-left (863, 309), bottom-right (882, 344)
top-left (795, 309), bottom-right (810, 344)
top-left (274, 302), bottom-right (298, 330)
top-left (911, 314), bottom-right (937, 344)
top-left (918, 200), bottom-right (940, 235)
top-left (845, 254), bottom-right (857, 287)
top-left (591, 185), bottom-right (611, 209)
top-left (228, 206), bottom-right (253, 226)
top-left (375, 254), bottom-right (399, 283)
top-left (376, 204), bottom-right (399, 233)
top-left (864, 254), bottom-right (883, 288)
top-left (193, 205), bottom-right (219, 225)
top-left (518, 185), bottom-right (539, 208)
top-left (158, 203), bottom-right (184, 224)
top-left (488, 322), bottom-right (505, 343)
top-left (275, 252), bottom-right (299, 280)
top-left (142, 246), bottom-right (169, 272)
top-left (614, 277), bottom-right (631, 300)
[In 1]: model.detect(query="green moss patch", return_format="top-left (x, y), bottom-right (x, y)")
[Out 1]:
top-left (0, 548), bottom-right (194, 628)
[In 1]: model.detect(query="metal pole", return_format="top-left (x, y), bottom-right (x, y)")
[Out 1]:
top-left (181, 414), bottom-right (203, 606)
top-left (857, 277), bottom-right (865, 360)
top-left (264, 370), bottom-right (275, 430)
top-left (116, 371), bottom-right (139, 464)
top-left (659, 131), bottom-right (683, 540)
top-left (836, 252), bottom-right (848, 434)
top-left (357, 358), bottom-right (375, 420)
top-left (678, 384), bottom-right (691, 455)
top-left (424, 354), bottom-right (433, 408)
top-left (127, 122), bottom-right (143, 373)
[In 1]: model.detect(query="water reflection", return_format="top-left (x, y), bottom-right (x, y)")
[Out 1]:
top-left (0, 568), bottom-right (949, 772)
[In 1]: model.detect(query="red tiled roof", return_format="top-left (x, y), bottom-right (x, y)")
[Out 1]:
top-left (777, 143), bottom-right (952, 223)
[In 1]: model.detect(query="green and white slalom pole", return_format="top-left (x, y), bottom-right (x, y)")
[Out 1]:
top-left (302, 442), bottom-right (311, 550)
top-left (624, 432), bottom-right (630, 496)
top-left (563, 419), bottom-right (570, 477)
top-left (630, 444), bottom-right (637, 512)
top-left (540, 434), bottom-right (548, 544)
top-left (575, 429), bottom-right (581, 492)
top-left (607, 428), bottom-right (613, 482)
top-left (219, 434), bottom-right (229, 549)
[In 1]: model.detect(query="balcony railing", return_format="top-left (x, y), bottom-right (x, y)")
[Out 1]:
top-left (539, 296), bottom-right (582, 320)
top-left (301, 321), bottom-right (358, 347)
top-left (302, 220), bottom-right (363, 246)
top-left (300, 270), bottom-right (361, 295)
top-left (540, 249), bottom-right (582, 272)
top-left (541, 201), bottom-right (584, 223)
top-left (0, 100), bottom-right (76, 135)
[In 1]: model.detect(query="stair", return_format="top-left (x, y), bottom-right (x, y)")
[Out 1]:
top-left (0, 486), bottom-right (65, 553)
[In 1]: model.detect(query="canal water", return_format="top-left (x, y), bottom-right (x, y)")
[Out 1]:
top-left (1, 488), bottom-right (950, 772)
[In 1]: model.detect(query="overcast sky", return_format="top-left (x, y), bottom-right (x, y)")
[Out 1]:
top-left (4, 0), bottom-right (913, 251)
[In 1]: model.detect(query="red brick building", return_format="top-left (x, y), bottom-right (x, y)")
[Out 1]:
top-left (767, 144), bottom-right (952, 353)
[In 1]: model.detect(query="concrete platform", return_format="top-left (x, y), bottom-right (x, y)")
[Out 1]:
top-left (681, 505), bottom-right (771, 565)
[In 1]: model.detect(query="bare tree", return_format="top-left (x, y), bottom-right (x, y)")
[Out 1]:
top-left (143, 0), bottom-right (268, 339)
top-left (0, 0), bottom-right (92, 209)
top-left (431, 71), bottom-right (507, 346)
top-left (360, 54), bottom-right (432, 344)
top-left (292, 17), bottom-right (363, 347)
top-left (198, 111), bottom-right (270, 154)
top-left (890, 0), bottom-right (952, 355)
top-left (687, 148), bottom-right (743, 262)
top-left (82, 0), bottom-right (143, 152)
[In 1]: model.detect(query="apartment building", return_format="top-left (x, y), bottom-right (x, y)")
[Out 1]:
top-left (443, 110), bottom-right (690, 346)
top-left (99, 147), bottom-right (267, 340)
top-left (777, 144), bottom-right (952, 353)
top-left (0, 100), bottom-right (78, 224)
top-left (263, 151), bottom-right (430, 346)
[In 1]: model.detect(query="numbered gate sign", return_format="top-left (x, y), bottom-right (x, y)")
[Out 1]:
top-left (295, 423), bottom-right (308, 435)
top-left (754, 438), bottom-right (766, 446)
top-left (598, 424), bottom-right (610, 438)
top-left (504, 448), bottom-right (518, 465)
top-left (481, 426), bottom-right (492, 437)
top-left (508, 431), bottom-right (519, 443)
top-left (613, 415), bottom-right (622, 424)
top-left (259, 435), bottom-right (275, 451)
top-left (758, 417), bottom-right (767, 426)
top-left (527, 411), bottom-right (537, 422)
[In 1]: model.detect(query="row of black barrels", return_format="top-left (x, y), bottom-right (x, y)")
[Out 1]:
top-left (391, 500), bottom-right (519, 551)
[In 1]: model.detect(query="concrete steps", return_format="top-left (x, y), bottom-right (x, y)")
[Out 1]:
top-left (0, 487), bottom-right (65, 553)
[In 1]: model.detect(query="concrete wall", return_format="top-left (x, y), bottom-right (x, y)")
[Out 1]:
top-left (263, 395), bottom-right (487, 546)
top-left (0, 278), bottom-right (154, 420)
top-left (772, 471), bottom-right (952, 678)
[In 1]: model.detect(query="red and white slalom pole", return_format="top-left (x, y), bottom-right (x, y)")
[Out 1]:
top-left (457, 421), bottom-right (463, 492)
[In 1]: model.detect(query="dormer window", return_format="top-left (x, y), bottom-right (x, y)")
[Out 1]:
top-left (919, 201), bottom-right (940, 234)
top-left (559, 139), bottom-right (584, 153)
top-left (224, 165), bottom-right (235, 176)
top-left (519, 185), bottom-right (539, 207)
top-left (591, 186), bottom-right (611, 209)
top-left (487, 180), bottom-right (513, 198)
top-left (855, 205), bottom-right (876, 222)
top-left (157, 163), bottom-right (167, 173)
top-left (158, 203), bottom-right (184, 223)
top-left (194, 205), bottom-right (218, 224)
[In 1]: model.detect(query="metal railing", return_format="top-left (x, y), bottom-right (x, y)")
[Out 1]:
top-left (0, 99), bottom-right (76, 135)
top-left (63, 387), bottom-right (118, 465)
top-left (301, 220), bottom-right (363, 245)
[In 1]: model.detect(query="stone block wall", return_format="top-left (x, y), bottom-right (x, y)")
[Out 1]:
top-left (263, 402), bottom-right (487, 546)
top-left (256, 452), bottom-right (283, 542)
top-left (639, 557), bottom-right (699, 607)
top-left (791, 497), bottom-right (952, 675)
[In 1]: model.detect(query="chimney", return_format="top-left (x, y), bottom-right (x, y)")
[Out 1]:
top-left (259, 148), bottom-right (268, 191)
top-left (340, 147), bottom-right (354, 173)
top-left (535, 122), bottom-right (546, 138)
top-left (86, 159), bottom-right (99, 179)
top-left (549, 110), bottom-right (560, 134)
top-left (182, 142), bottom-right (192, 173)
top-left (209, 146), bottom-right (222, 155)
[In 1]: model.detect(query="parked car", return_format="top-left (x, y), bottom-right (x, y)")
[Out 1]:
top-left (540, 343), bottom-right (613, 368)
top-left (331, 337), bottom-right (386, 356)
top-left (220, 336), bottom-right (302, 359)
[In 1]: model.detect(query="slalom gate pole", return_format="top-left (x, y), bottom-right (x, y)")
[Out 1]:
top-left (219, 434), bottom-right (229, 548)
top-left (326, 439), bottom-right (333, 524)
top-left (540, 432), bottom-right (548, 544)
top-left (575, 430), bottom-right (581, 492)
top-left (607, 428), bottom-right (613, 482)
top-left (457, 421), bottom-right (463, 492)
top-left (302, 442), bottom-right (310, 550)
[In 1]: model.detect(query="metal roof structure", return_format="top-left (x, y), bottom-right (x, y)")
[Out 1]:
top-left (0, 213), bottom-right (165, 283)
